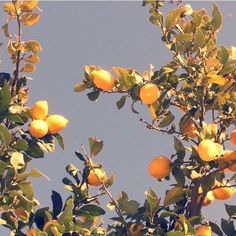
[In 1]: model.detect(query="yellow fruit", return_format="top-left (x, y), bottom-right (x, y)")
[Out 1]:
top-left (149, 156), bottom-right (172, 179)
top-left (196, 225), bottom-right (212, 236)
top-left (197, 187), bottom-right (214, 207)
top-left (230, 130), bottom-right (236, 145)
top-left (31, 100), bottom-right (48, 120)
top-left (29, 120), bottom-right (48, 138)
top-left (87, 168), bottom-right (106, 187)
top-left (26, 228), bottom-right (36, 236)
top-left (140, 83), bottom-right (160, 105)
top-left (208, 123), bottom-right (218, 136)
top-left (46, 115), bottom-right (68, 134)
top-left (180, 119), bottom-right (197, 138)
top-left (220, 150), bottom-right (236, 172)
top-left (197, 140), bottom-right (221, 162)
top-left (91, 69), bottom-right (115, 91)
top-left (213, 181), bottom-right (235, 200)
top-left (129, 223), bottom-right (144, 236)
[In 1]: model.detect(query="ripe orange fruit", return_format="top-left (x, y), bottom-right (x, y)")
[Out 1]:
top-left (220, 150), bottom-right (236, 172)
top-left (139, 83), bottom-right (160, 105)
top-left (213, 181), bottom-right (235, 200)
top-left (31, 100), bottom-right (48, 120)
top-left (180, 118), bottom-right (197, 138)
top-left (197, 140), bottom-right (221, 162)
top-left (129, 223), bottom-right (144, 236)
top-left (195, 225), bottom-right (212, 236)
top-left (149, 156), bottom-right (172, 179)
top-left (197, 187), bottom-right (214, 207)
top-left (46, 115), bottom-right (68, 134)
top-left (230, 130), bottom-right (236, 145)
top-left (87, 168), bottom-right (106, 186)
top-left (26, 228), bottom-right (36, 236)
top-left (29, 120), bottom-right (48, 138)
top-left (91, 69), bottom-right (115, 91)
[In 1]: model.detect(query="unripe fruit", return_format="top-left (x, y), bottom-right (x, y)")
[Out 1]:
top-left (195, 225), bottom-right (212, 236)
top-left (197, 140), bottom-right (221, 162)
top-left (139, 83), bottom-right (160, 105)
top-left (46, 115), bottom-right (68, 134)
top-left (91, 69), bottom-right (115, 91)
top-left (149, 156), bottom-right (172, 179)
top-left (31, 100), bottom-right (48, 120)
top-left (29, 120), bottom-right (48, 138)
top-left (230, 130), bottom-right (236, 145)
top-left (87, 168), bottom-right (106, 186)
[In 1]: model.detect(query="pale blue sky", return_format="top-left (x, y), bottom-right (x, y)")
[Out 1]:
top-left (1, 1), bottom-right (236, 234)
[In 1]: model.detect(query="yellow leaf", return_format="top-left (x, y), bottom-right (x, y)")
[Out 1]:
top-left (26, 54), bottom-right (39, 63)
top-left (148, 104), bottom-right (158, 121)
top-left (21, 13), bottom-right (40, 26)
top-left (22, 63), bottom-right (36, 73)
top-left (3, 2), bottom-right (17, 16)
top-left (229, 46), bottom-right (236, 60)
top-left (20, 0), bottom-right (39, 10)
top-left (7, 41), bottom-right (16, 55)
top-left (10, 152), bottom-right (25, 171)
top-left (207, 72), bottom-right (225, 86)
top-left (24, 40), bottom-right (42, 53)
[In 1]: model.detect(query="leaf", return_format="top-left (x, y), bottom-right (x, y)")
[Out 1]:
top-left (165, 8), bottom-right (182, 31)
top-left (20, 0), bottom-right (39, 10)
top-left (193, 28), bottom-right (205, 51)
top-left (89, 137), bottom-right (103, 157)
top-left (2, 23), bottom-right (10, 38)
top-left (209, 221), bottom-right (223, 236)
top-left (7, 114), bottom-right (25, 125)
top-left (225, 204), bottom-right (236, 218)
top-left (58, 198), bottom-right (74, 224)
top-left (78, 204), bottom-right (105, 217)
top-left (53, 133), bottom-right (64, 150)
top-left (10, 152), bottom-right (25, 171)
top-left (0, 125), bottom-right (11, 148)
top-left (3, 2), bottom-right (16, 16)
top-left (24, 40), bottom-right (42, 53)
top-left (212, 2), bottom-right (222, 31)
top-left (167, 231), bottom-right (185, 236)
top-left (75, 151), bottom-right (86, 162)
top-left (21, 13), bottom-right (40, 26)
top-left (26, 143), bottom-right (44, 158)
top-left (159, 111), bottom-right (174, 128)
top-left (74, 82), bottom-right (87, 92)
top-left (16, 168), bottom-right (49, 181)
top-left (34, 207), bottom-right (52, 230)
top-left (207, 72), bottom-right (225, 86)
top-left (0, 82), bottom-right (11, 112)
top-left (87, 90), bottom-right (100, 101)
top-left (116, 96), bottom-right (127, 110)
top-left (18, 180), bottom-right (34, 200)
top-left (25, 54), bottom-right (40, 64)
top-left (221, 218), bottom-right (236, 235)
top-left (15, 139), bottom-right (29, 151)
top-left (51, 190), bottom-right (63, 219)
top-left (174, 137), bottom-right (186, 160)
top-left (145, 188), bottom-right (160, 212)
top-left (218, 46), bottom-right (229, 65)
top-left (164, 187), bottom-right (185, 206)
top-left (22, 63), bottom-right (36, 73)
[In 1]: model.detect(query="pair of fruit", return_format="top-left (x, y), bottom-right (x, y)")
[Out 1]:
top-left (29, 101), bottom-right (68, 138)
top-left (92, 69), bottom-right (160, 105)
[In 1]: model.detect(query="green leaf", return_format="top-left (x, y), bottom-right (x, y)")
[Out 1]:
top-left (58, 198), bottom-right (74, 225)
top-left (53, 133), bottom-right (64, 150)
top-left (16, 168), bottom-right (49, 181)
top-left (145, 188), bottom-right (160, 212)
top-left (89, 137), bottom-right (103, 157)
top-left (218, 46), bottom-right (229, 65)
top-left (165, 8), bottom-right (182, 31)
top-left (51, 190), bottom-right (63, 219)
top-left (26, 143), bottom-right (44, 158)
top-left (0, 160), bottom-right (8, 175)
top-left (164, 187), bottom-right (185, 206)
top-left (15, 139), bottom-right (29, 151)
top-left (174, 137), bottom-right (186, 160)
top-left (0, 82), bottom-right (11, 113)
top-left (74, 82), bottom-right (87, 92)
top-left (78, 204), bottom-right (105, 217)
top-left (87, 90), bottom-right (100, 101)
top-left (34, 207), bottom-right (52, 230)
top-left (116, 95), bottom-right (127, 110)
top-left (209, 221), bottom-right (223, 236)
top-left (212, 2), bottom-right (222, 31)
top-left (18, 180), bottom-right (34, 200)
top-left (7, 114), bottom-right (25, 125)
top-left (193, 28), bottom-right (205, 51)
top-left (225, 204), bottom-right (236, 219)
top-left (159, 111), bottom-right (174, 128)
top-left (0, 125), bottom-right (11, 148)
top-left (167, 231), bottom-right (185, 236)
top-left (221, 218), bottom-right (236, 235)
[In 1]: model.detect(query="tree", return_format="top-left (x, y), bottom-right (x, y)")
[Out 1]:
top-left (0, 0), bottom-right (236, 235)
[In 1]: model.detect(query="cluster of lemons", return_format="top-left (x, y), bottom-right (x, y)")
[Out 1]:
top-left (29, 101), bottom-right (68, 138)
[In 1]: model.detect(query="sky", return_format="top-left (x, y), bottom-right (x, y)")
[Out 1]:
top-left (1, 1), bottom-right (236, 234)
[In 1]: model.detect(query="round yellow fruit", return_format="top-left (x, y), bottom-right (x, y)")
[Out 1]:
top-left (139, 83), bottom-right (160, 105)
top-left (213, 181), bottom-right (235, 200)
top-left (29, 120), bottom-right (48, 138)
top-left (91, 69), bottom-right (115, 91)
top-left (220, 150), bottom-right (236, 172)
top-left (31, 100), bottom-right (48, 120)
top-left (149, 156), bottom-right (172, 179)
top-left (129, 223), bottom-right (144, 236)
top-left (46, 115), bottom-right (68, 134)
top-left (196, 225), bottom-right (212, 236)
top-left (197, 140), bottom-right (221, 162)
top-left (87, 168), bottom-right (106, 187)
top-left (230, 130), bottom-right (236, 145)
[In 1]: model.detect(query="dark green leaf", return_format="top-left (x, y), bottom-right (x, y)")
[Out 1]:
top-left (225, 204), bottom-right (236, 218)
top-left (58, 198), bottom-right (74, 225)
top-left (159, 111), bottom-right (174, 128)
top-left (174, 137), bottom-right (186, 160)
top-left (53, 133), bottom-right (64, 150)
top-left (212, 2), bottom-right (222, 31)
top-left (34, 207), bottom-right (51, 230)
top-left (0, 125), bottom-right (11, 148)
top-left (87, 90), bottom-right (100, 101)
top-left (116, 95), bottom-right (127, 110)
top-left (7, 114), bottom-right (25, 125)
top-left (26, 143), bottom-right (44, 158)
top-left (221, 218), bottom-right (236, 235)
top-left (145, 188), bottom-right (160, 212)
top-left (89, 137), bottom-right (103, 157)
top-left (0, 82), bottom-right (11, 112)
top-left (209, 221), bottom-right (223, 236)
top-left (51, 190), bottom-right (63, 219)
top-left (75, 151), bottom-right (86, 162)
top-left (15, 139), bottom-right (29, 151)
top-left (164, 187), bottom-right (185, 206)
top-left (78, 204), bottom-right (105, 217)
top-left (218, 46), bottom-right (229, 65)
